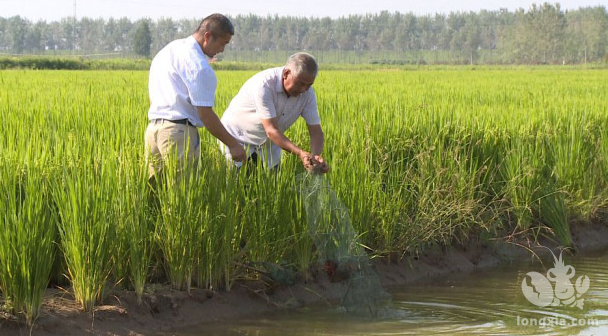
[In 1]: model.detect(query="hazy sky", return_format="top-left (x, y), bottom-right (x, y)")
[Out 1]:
top-left (1, 0), bottom-right (606, 21)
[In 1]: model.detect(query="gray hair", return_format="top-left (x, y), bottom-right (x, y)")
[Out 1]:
top-left (286, 52), bottom-right (318, 77)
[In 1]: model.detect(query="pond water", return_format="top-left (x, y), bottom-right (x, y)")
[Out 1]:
top-left (169, 249), bottom-right (608, 336)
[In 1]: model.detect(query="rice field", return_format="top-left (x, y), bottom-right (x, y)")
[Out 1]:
top-left (1, 67), bottom-right (607, 323)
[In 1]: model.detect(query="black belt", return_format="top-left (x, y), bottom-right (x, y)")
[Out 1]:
top-left (151, 118), bottom-right (195, 127)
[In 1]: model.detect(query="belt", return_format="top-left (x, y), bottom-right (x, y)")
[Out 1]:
top-left (151, 118), bottom-right (195, 127)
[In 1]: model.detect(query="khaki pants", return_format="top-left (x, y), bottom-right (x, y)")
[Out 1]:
top-left (145, 120), bottom-right (200, 178)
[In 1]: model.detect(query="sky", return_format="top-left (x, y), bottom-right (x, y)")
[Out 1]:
top-left (1, 0), bottom-right (607, 21)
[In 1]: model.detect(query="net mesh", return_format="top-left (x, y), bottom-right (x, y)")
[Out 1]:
top-left (299, 174), bottom-right (391, 316)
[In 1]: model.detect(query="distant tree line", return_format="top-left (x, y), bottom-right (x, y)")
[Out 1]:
top-left (0, 3), bottom-right (606, 64)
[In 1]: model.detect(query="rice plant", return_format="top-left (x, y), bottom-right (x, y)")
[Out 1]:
top-left (154, 150), bottom-right (206, 293)
top-left (0, 159), bottom-right (56, 325)
top-left (113, 156), bottom-right (155, 304)
top-left (53, 154), bottom-right (119, 312)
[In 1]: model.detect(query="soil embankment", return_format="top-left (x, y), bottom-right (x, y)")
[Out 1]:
top-left (2, 222), bottom-right (608, 336)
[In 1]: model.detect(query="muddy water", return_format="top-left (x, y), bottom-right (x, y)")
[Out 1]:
top-left (172, 249), bottom-right (608, 336)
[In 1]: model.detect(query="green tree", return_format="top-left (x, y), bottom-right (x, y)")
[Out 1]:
top-left (103, 18), bottom-right (119, 52)
top-left (566, 6), bottom-right (608, 63)
top-left (513, 3), bottom-right (567, 64)
top-left (7, 16), bottom-right (28, 53)
top-left (460, 13), bottom-right (482, 64)
top-left (80, 18), bottom-right (105, 54)
top-left (133, 20), bottom-right (152, 58)
top-left (25, 20), bottom-right (46, 52)
top-left (151, 18), bottom-right (177, 55)
top-left (1, 6), bottom-right (607, 64)
top-left (116, 17), bottom-right (134, 53)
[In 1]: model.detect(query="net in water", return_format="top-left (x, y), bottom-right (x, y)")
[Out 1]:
top-left (299, 174), bottom-right (391, 316)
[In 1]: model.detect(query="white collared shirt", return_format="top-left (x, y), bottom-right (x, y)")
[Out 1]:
top-left (221, 67), bottom-right (320, 146)
top-left (147, 35), bottom-right (216, 127)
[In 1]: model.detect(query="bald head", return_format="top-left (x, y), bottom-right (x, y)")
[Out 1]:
top-left (286, 52), bottom-right (318, 77)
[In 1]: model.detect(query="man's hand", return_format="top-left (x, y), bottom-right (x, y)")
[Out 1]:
top-left (298, 150), bottom-right (314, 171)
top-left (299, 151), bottom-right (329, 174)
top-left (310, 155), bottom-right (330, 174)
top-left (229, 145), bottom-right (246, 162)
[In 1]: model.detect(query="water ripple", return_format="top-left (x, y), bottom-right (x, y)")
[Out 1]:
top-left (173, 249), bottom-right (608, 336)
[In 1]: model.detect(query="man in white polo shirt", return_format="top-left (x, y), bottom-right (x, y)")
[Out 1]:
top-left (145, 13), bottom-right (245, 179)
top-left (220, 52), bottom-right (329, 174)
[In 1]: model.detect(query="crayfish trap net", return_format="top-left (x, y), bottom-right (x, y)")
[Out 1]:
top-left (299, 174), bottom-right (391, 316)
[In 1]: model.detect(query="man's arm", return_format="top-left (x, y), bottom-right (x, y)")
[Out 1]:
top-left (197, 106), bottom-right (246, 162)
top-left (261, 118), bottom-right (313, 169)
top-left (307, 124), bottom-right (329, 174)
top-left (307, 124), bottom-right (324, 156)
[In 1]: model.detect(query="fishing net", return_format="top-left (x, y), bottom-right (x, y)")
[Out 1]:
top-left (299, 174), bottom-right (391, 316)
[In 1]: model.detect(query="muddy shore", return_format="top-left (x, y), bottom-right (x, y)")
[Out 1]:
top-left (2, 221), bottom-right (607, 336)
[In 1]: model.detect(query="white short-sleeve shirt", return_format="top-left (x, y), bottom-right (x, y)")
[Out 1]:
top-left (220, 67), bottom-right (321, 146)
top-left (148, 35), bottom-right (216, 128)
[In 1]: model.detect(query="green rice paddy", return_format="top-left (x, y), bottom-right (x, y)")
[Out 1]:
top-left (1, 68), bottom-right (607, 323)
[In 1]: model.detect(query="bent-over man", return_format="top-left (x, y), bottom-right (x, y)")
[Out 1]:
top-left (220, 52), bottom-right (329, 174)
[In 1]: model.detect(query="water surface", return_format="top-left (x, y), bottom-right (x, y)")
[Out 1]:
top-left (169, 249), bottom-right (608, 336)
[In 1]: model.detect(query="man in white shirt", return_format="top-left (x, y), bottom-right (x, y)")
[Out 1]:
top-left (145, 13), bottom-right (245, 178)
top-left (220, 52), bottom-right (329, 174)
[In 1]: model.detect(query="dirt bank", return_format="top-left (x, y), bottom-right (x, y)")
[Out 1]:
top-left (2, 221), bottom-right (607, 336)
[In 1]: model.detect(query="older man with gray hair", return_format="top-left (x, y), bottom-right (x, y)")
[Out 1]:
top-left (220, 52), bottom-right (329, 173)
